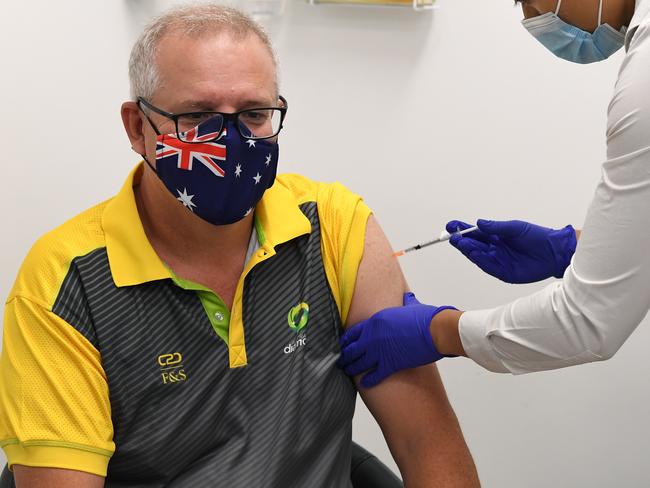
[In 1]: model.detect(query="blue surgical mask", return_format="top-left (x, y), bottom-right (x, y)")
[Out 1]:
top-left (148, 117), bottom-right (278, 226)
top-left (522, 0), bottom-right (626, 64)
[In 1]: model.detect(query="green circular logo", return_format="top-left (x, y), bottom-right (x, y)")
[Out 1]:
top-left (288, 302), bottom-right (309, 333)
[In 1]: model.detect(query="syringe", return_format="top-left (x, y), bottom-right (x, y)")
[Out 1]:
top-left (392, 226), bottom-right (479, 257)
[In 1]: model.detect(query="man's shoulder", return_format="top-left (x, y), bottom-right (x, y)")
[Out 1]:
top-left (8, 198), bottom-right (113, 307)
top-left (272, 175), bottom-right (372, 326)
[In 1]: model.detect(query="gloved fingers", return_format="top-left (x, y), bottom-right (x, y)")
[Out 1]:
top-left (449, 234), bottom-right (490, 257)
top-left (449, 237), bottom-right (510, 277)
top-left (477, 219), bottom-right (526, 238)
top-left (446, 220), bottom-right (473, 233)
top-left (403, 292), bottom-right (421, 306)
top-left (338, 339), bottom-right (366, 367)
top-left (342, 354), bottom-right (376, 378)
top-left (360, 368), bottom-right (389, 389)
top-left (468, 253), bottom-right (508, 280)
top-left (447, 220), bottom-right (493, 244)
top-left (339, 321), bottom-right (364, 349)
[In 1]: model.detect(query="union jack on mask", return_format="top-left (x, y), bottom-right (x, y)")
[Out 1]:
top-left (152, 116), bottom-right (278, 226)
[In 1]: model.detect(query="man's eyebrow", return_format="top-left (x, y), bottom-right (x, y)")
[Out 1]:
top-left (238, 98), bottom-right (275, 109)
top-left (177, 100), bottom-right (219, 111)
top-left (178, 98), bottom-right (276, 112)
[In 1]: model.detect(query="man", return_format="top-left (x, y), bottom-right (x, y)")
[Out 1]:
top-left (0, 4), bottom-right (479, 487)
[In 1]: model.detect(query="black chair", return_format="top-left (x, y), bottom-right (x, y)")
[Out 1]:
top-left (0, 465), bottom-right (14, 488)
top-left (351, 441), bottom-right (403, 488)
top-left (0, 443), bottom-right (402, 487)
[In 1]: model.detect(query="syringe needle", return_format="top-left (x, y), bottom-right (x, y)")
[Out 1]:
top-left (392, 225), bottom-right (479, 258)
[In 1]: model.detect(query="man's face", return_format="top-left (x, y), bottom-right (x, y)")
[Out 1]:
top-left (141, 31), bottom-right (278, 164)
top-left (518, 0), bottom-right (624, 32)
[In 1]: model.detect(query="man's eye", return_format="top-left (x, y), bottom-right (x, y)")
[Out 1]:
top-left (178, 113), bottom-right (217, 130)
top-left (241, 110), bottom-right (269, 124)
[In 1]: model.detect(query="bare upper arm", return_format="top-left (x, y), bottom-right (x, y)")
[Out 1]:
top-left (13, 465), bottom-right (105, 488)
top-left (345, 215), bottom-right (407, 326)
top-left (346, 215), bottom-right (479, 487)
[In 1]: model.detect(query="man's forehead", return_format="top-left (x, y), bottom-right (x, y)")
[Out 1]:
top-left (152, 30), bottom-right (277, 107)
top-left (157, 28), bottom-right (272, 63)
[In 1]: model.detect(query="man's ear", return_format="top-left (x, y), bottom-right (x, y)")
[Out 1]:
top-left (121, 101), bottom-right (146, 155)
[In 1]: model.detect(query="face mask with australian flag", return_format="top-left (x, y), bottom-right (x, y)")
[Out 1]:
top-left (152, 116), bottom-right (278, 226)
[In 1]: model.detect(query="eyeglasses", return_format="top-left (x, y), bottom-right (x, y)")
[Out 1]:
top-left (137, 96), bottom-right (288, 142)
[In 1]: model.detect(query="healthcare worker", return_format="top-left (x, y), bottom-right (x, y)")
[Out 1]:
top-left (338, 0), bottom-right (650, 387)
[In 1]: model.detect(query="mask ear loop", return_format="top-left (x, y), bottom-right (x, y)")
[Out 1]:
top-left (141, 153), bottom-right (157, 173)
top-left (141, 132), bottom-right (166, 174)
top-left (597, 0), bottom-right (604, 26)
top-left (554, 0), bottom-right (562, 15)
top-left (138, 105), bottom-right (163, 173)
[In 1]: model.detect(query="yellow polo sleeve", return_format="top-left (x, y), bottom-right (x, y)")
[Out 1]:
top-left (317, 182), bottom-right (372, 326)
top-left (0, 295), bottom-right (114, 476)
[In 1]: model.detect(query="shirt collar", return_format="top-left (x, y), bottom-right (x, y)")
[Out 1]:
top-left (252, 176), bottom-right (312, 253)
top-left (103, 164), bottom-right (171, 287)
top-left (103, 163), bottom-right (312, 287)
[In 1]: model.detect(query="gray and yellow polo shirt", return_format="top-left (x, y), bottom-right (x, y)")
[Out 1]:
top-left (0, 163), bottom-right (371, 487)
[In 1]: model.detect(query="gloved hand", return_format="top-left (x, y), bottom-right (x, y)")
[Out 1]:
top-left (338, 292), bottom-right (456, 389)
top-left (446, 219), bottom-right (577, 284)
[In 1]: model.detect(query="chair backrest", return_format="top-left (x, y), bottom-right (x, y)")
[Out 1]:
top-left (0, 465), bottom-right (15, 488)
top-left (351, 442), bottom-right (403, 488)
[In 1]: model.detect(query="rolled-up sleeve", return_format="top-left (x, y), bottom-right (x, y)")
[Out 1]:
top-left (460, 19), bottom-right (650, 374)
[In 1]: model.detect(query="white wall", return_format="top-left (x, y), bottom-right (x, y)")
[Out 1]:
top-left (2, 0), bottom-right (649, 486)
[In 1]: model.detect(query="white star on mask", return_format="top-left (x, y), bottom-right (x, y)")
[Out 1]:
top-left (265, 154), bottom-right (272, 166)
top-left (235, 164), bottom-right (242, 177)
top-left (246, 139), bottom-right (256, 148)
top-left (253, 173), bottom-right (262, 185)
top-left (176, 188), bottom-right (197, 212)
top-left (244, 207), bottom-right (253, 217)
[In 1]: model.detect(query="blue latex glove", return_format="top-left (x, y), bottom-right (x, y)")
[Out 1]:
top-left (338, 292), bottom-right (456, 388)
top-left (446, 219), bottom-right (577, 284)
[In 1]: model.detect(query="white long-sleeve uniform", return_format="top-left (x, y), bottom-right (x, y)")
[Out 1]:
top-left (459, 0), bottom-right (650, 374)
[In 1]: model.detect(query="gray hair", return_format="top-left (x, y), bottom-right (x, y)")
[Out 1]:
top-left (129, 3), bottom-right (277, 100)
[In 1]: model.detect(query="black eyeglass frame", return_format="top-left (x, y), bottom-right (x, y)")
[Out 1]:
top-left (137, 95), bottom-right (288, 142)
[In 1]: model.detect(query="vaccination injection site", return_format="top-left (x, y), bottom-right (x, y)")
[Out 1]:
top-left (2, 0), bottom-right (650, 486)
